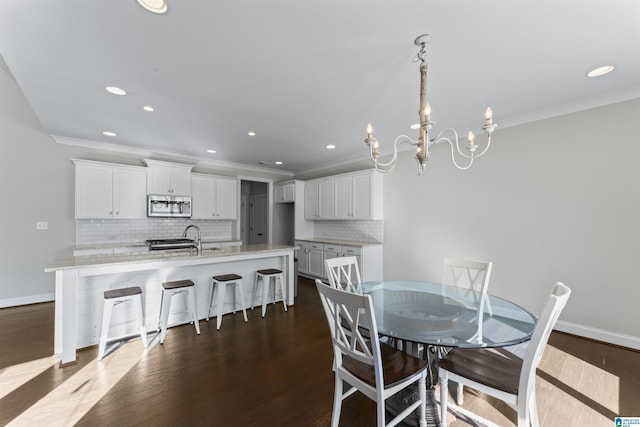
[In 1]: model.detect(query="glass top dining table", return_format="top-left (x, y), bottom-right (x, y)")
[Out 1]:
top-left (362, 280), bottom-right (537, 349)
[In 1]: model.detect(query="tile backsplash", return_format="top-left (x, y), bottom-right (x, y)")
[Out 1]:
top-left (76, 219), bottom-right (233, 245)
top-left (313, 220), bottom-right (383, 243)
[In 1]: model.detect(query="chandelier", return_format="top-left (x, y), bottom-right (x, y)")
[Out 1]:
top-left (364, 34), bottom-right (498, 175)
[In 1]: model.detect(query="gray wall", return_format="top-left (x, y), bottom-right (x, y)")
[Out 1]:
top-left (383, 98), bottom-right (640, 347)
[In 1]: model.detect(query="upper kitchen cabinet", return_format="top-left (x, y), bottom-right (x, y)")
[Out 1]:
top-left (191, 173), bottom-right (238, 220)
top-left (334, 170), bottom-right (383, 220)
top-left (73, 159), bottom-right (147, 219)
top-left (305, 170), bottom-right (383, 220)
top-left (304, 179), bottom-right (335, 219)
top-left (144, 159), bottom-right (194, 196)
top-left (274, 181), bottom-right (295, 203)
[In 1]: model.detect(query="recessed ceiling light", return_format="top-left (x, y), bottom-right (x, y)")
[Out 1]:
top-left (143, 105), bottom-right (154, 112)
top-left (137, 0), bottom-right (167, 14)
top-left (326, 144), bottom-right (336, 150)
top-left (102, 131), bottom-right (117, 137)
top-left (207, 149), bottom-right (217, 154)
top-left (274, 161), bottom-right (283, 165)
top-left (248, 131), bottom-right (256, 136)
top-left (587, 65), bottom-right (615, 78)
top-left (105, 86), bottom-right (126, 96)
top-left (410, 123), bottom-right (420, 130)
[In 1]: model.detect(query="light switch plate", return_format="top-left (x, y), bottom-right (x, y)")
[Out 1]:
top-left (36, 221), bottom-right (48, 230)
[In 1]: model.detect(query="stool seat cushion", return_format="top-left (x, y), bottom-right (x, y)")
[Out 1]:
top-left (212, 273), bottom-right (242, 282)
top-left (257, 268), bottom-right (282, 275)
top-left (104, 286), bottom-right (142, 299)
top-left (162, 279), bottom-right (195, 290)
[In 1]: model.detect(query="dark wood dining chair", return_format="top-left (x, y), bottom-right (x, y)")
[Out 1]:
top-left (315, 279), bottom-right (429, 427)
top-left (438, 282), bottom-right (571, 427)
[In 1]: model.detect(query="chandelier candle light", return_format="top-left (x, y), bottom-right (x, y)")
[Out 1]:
top-left (364, 34), bottom-right (498, 175)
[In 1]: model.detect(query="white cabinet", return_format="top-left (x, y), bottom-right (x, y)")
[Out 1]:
top-left (144, 159), bottom-right (193, 196)
top-left (335, 171), bottom-right (383, 220)
top-left (275, 181), bottom-right (295, 203)
top-left (295, 239), bottom-right (383, 282)
top-left (304, 179), bottom-right (335, 219)
top-left (73, 159), bottom-right (147, 219)
top-left (295, 240), bottom-right (309, 274)
top-left (305, 170), bottom-right (383, 221)
top-left (191, 173), bottom-right (238, 220)
top-left (308, 242), bottom-right (325, 276)
top-left (295, 240), bottom-right (324, 276)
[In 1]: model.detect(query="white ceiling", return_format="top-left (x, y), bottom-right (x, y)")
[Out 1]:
top-left (1, 0), bottom-right (639, 175)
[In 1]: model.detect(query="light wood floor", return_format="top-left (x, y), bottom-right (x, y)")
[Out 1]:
top-left (1, 278), bottom-right (638, 426)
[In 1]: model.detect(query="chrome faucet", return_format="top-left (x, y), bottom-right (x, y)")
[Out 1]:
top-left (182, 224), bottom-right (202, 254)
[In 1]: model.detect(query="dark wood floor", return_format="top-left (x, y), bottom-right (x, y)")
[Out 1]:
top-left (1, 278), bottom-right (639, 426)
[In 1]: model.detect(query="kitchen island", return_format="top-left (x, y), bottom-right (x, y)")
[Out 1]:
top-left (46, 244), bottom-right (296, 365)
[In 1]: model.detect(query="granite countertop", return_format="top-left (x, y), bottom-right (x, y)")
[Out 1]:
top-left (47, 244), bottom-right (297, 272)
top-left (74, 239), bottom-right (242, 251)
top-left (294, 237), bottom-right (382, 247)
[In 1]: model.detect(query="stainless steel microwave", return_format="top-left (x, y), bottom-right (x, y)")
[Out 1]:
top-left (147, 194), bottom-right (192, 218)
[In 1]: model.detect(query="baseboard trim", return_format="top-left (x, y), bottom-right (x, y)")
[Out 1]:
top-left (0, 293), bottom-right (55, 308)
top-left (556, 320), bottom-right (640, 351)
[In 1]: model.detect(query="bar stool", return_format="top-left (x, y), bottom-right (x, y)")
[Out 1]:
top-left (252, 268), bottom-right (287, 317)
top-left (158, 279), bottom-right (200, 344)
top-left (207, 274), bottom-right (248, 330)
top-left (99, 286), bottom-right (148, 360)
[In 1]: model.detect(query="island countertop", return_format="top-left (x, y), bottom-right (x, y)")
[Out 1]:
top-left (46, 244), bottom-right (298, 272)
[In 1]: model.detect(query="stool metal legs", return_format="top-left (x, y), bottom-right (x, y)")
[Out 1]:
top-left (99, 289), bottom-right (148, 361)
top-left (158, 284), bottom-right (200, 344)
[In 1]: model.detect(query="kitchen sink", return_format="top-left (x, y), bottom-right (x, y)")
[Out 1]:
top-left (146, 238), bottom-right (197, 251)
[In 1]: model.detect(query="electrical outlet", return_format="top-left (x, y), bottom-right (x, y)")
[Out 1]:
top-left (36, 221), bottom-right (48, 230)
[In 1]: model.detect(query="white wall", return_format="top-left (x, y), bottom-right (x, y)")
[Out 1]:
top-left (383, 98), bottom-right (640, 348)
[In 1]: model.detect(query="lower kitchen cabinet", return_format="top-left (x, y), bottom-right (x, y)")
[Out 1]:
top-left (295, 239), bottom-right (382, 282)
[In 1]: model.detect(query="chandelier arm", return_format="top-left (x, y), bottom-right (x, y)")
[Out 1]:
top-left (430, 128), bottom-right (474, 159)
top-left (433, 135), bottom-right (475, 170)
top-left (469, 135), bottom-right (493, 158)
top-left (368, 135), bottom-right (418, 169)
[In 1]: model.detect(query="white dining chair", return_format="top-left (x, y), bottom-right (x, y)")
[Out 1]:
top-left (315, 279), bottom-right (429, 427)
top-left (442, 257), bottom-right (493, 316)
top-left (441, 257), bottom-right (494, 402)
top-left (325, 256), bottom-right (362, 294)
top-left (439, 282), bottom-right (571, 427)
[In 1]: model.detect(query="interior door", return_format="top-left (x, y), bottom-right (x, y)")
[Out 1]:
top-left (249, 194), bottom-right (268, 244)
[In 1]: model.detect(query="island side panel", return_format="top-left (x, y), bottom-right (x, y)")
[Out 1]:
top-left (55, 269), bottom-right (79, 365)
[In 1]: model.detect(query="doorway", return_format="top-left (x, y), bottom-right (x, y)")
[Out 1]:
top-left (240, 180), bottom-right (270, 245)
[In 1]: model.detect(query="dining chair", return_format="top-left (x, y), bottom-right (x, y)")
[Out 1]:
top-left (440, 257), bottom-right (494, 402)
top-left (325, 256), bottom-right (362, 294)
top-left (438, 281), bottom-right (571, 427)
top-left (315, 279), bottom-right (429, 427)
top-left (442, 257), bottom-right (493, 316)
